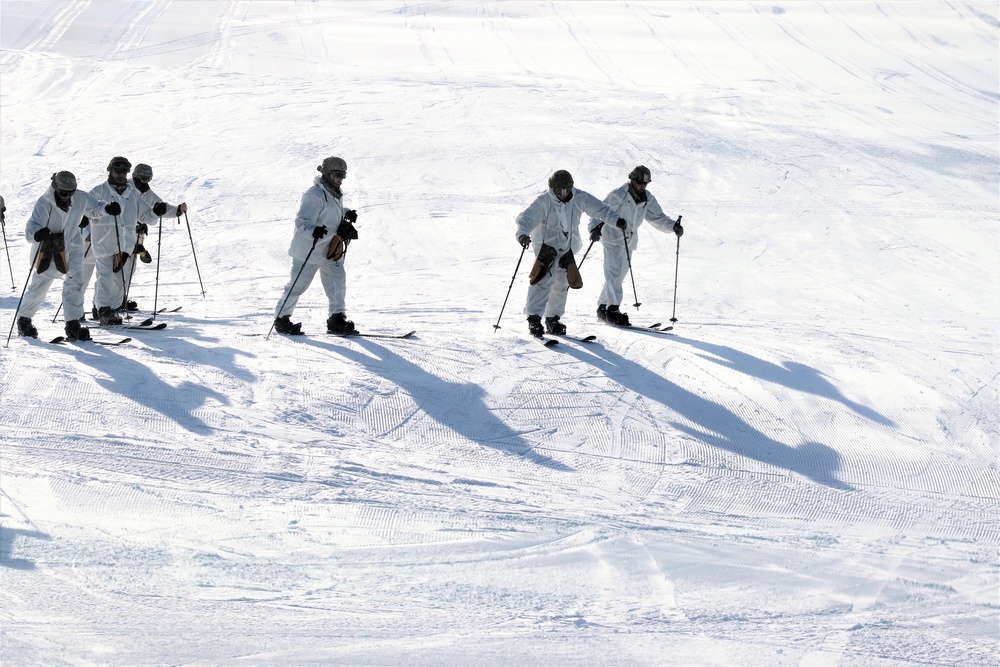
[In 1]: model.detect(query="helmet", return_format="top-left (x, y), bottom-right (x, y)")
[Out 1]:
top-left (548, 170), bottom-right (574, 191)
top-left (107, 156), bottom-right (132, 172)
top-left (628, 165), bottom-right (651, 184)
top-left (51, 171), bottom-right (77, 191)
top-left (318, 156), bottom-right (347, 176)
top-left (133, 163), bottom-right (153, 181)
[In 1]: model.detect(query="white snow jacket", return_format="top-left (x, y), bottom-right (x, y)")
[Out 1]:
top-left (515, 188), bottom-right (620, 256)
top-left (87, 180), bottom-right (162, 257)
top-left (137, 186), bottom-right (180, 218)
top-left (588, 184), bottom-right (676, 251)
top-left (24, 187), bottom-right (102, 273)
top-left (288, 176), bottom-right (348, 264)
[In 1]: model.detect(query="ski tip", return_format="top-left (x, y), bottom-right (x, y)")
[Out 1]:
top-left (542, 337), bottom-right (559, 346)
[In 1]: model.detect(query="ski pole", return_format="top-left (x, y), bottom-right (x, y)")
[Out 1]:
top-left (151, 215), bottom-right (164, 321)
top-left (493, 243), bottom-right (528, 332)
top-left (1, 213), bottom-right (14, 290)
top-left (670, 215), bottom-right (682, 324)
top-left (182, 210), bottom-right (205, 296)
top-left (266, 237), bottom-right (318, 339)
top-left (622, 225), bottom-right (641, 310)
top-left (5, 242), bottom-right (43, 347)
top-left (577, 239), bottom-right (597, 270)
top-left (112, 213), bottom-right (131, 321)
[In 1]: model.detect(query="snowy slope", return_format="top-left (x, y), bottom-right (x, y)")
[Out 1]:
top-left (1, 2), bottom-right (997, 665)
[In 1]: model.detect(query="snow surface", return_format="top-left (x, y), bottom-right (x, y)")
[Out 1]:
top-left (1, 1), bottom-right (997, 665)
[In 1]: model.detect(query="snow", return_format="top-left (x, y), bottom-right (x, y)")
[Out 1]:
top-left (0, 1), bottom-right (997, 665)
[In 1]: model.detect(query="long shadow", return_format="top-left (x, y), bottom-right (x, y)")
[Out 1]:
top-left (556, 342), bottom-right (852, 490)
top-left (0, 526), bottom-right (51, 570)
top-left (128, 327), bottom-right (257, 384)
top-left (301, 337), bottom-right (573, 472)
top-left (45, 343), bottom-right (224, 435)
top-left (671, 336), bottom-right (896, 427)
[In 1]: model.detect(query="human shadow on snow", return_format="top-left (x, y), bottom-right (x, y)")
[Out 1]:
top-left (303, 337), bottom-right (574, 472)
top-left (44, 343), bottom-right (224, 436)
top-left (670, 337), bottom-right (896, 427)
top-left (556, 342), bottom-right (852, 490)
top-left (0, 527), bottom-right (51, 570)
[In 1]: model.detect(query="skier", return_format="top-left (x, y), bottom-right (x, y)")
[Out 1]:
top-left (15, 171), bottom-right (103, 340)
top-left (587, 165), bottom-right (683, 326)
top-left (273, 156), bottom-right (360, 335)
top-left (125, 163), bottom-right (184, 301)
top-left (87, 157), bottom-right (185, 324)
top-left (515, 169), bottom-right (625, 337)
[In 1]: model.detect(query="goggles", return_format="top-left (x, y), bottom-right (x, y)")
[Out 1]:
top-left (55, 189), bottom-right (76, 198)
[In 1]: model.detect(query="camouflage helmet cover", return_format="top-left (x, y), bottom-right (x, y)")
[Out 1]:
top-left (133, 163), bottom-right (153, 181)
top-left (318, 156), bottom-right (347, 175)
top-left (548, 169), bottom-right (574, 190)
top-left (51, 171), bottom-right (78, 191)
top-left (628, 165), bottom-right (652, 184)
top-left (107, 156), bottom-right (132, 172)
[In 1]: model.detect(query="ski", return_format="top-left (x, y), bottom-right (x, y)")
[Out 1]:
top-left (48, 336), bottom-right (132, 346)
top-left (617, 323), bottom-right (674, 335)
top-left (100, 321), bottom-right (167, 331)
top-left (329, 330), bottom-right (417, 340)
top-left (553, 333), bottom-right (598, 343)
top-left (156, 306), bottom-right (182, 313)
top-left (242, 329), bottom-right (416, 340)
top-left (528, 335), bottom-right (559, 347)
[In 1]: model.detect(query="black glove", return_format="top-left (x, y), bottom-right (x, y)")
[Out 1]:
top-left (337, 221), bottom-right (358, 240)
top-left (616, 218), bottom-right (627, 230)
top-left (152, 202), bottom-right (168, 216)
top-left (518, 234), bottom-right (530, 249)
top-left (673, 222), bottom-right (684, 237)
top-left (79, 215), bottom-right (90, 229)
top-left (105, 201), bottom-right (121, 216)
top-left (558, 250), bottom-right (576, 269)
top-left (136, 223), bottom-right (148, 235)
top-left (343, 209), bottom-right (358, 223)
top-left (33, 228), bottom-right (50, 242)
top-left (589, 223), bottom-right (603, 242)
top-left (312, 225), bottom-right (328, 239)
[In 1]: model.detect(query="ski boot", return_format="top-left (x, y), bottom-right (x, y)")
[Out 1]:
top-left (545, 315), bottom-right (566, 335)
top-left (65, 319), bottom-right (92, 341)
top-left (606, 305), bottom-right (630, 326)
top-left (273, 315), bottom-right (303, 335)
top-left (98, 306), bottom-right (123, 326)
top-left (120, 299), bottom-right (139, 312)
top-left (16, 317), bottom-right (38, 338)
top-left (597, 304), bottom-right (608, 322)
top-left (327, 312), bottom-right (356, 335)
top-left (527, 315), bottom-right (544, 338)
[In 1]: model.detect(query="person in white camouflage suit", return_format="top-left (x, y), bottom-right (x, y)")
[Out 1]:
top-left (273, 156), bottom-right (360, 336)
top-left (514, 169), bottom-right (624, 337)
top-left (16, 171), bottom-right (103, 340)
top-left (587, 165), bottom-right (683, 326)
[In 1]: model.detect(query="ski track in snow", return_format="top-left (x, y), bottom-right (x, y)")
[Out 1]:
top-left (1, 1), bottom-right (998, 665)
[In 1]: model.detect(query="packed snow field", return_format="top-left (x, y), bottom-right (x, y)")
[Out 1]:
top-left (1, 1), bottom-right (997, 665)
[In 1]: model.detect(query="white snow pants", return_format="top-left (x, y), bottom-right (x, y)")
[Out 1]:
top-left (524, 265), bottom-right (570, 319)
top-left (275, 258), bottom-right (346, 318)
top-left (598, 241), bottom-right (630, 307)
top-left (81, 243), bottom-right (96, 309)
top-left (19, 266), bottom-right (85, 322)
top-left (94, 254), bottom-right (128, 310)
